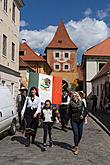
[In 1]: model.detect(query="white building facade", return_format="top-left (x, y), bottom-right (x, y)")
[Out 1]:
top-left (0, 0), bottom-right (24, 98)
top-left (82, 37), bottom-right (110, 97)
top-left (91, 61), bottom-right (110, 110)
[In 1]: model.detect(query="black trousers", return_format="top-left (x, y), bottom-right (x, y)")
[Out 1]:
top-left (43, 122), bottom-right (53, 144)
top-left (59, 105), bottom-right (69, 129)
top-left (24, 108), bottom-right (39, 138)
top-left (18, 111), bottom-right (22, 128)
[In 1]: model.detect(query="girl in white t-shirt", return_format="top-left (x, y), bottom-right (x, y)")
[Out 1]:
top-left (41, 100), bottom-right (57, 151)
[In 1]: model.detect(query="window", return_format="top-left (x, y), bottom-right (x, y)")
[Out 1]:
top-left (65, 65), bottom-right (68, 69)
top-left (55, 53), bottom-right (59, 58)
top-left (54, 51), bottom-right (61, 60)
top-left (63, 52), bottom-right (70, 60)
top-left (54, 63), bottom-right (61, 71)
top-left (12, 2), bottom-right (15, 22)
top-left (19, 51), bottom-right (24, 56)
top-left (3, 0), bottom-right (8, 12)
top-left (2, 80), bottom-right (5, 86)
top-left (65, 53), bottom-right (69, 58)
top-left (3, 34), bottom-right (7, 56)
top-left (12, 42), bottom-right (15, 61)
top-left (11, 83), bottom-right (14, 96)
top-left (99, 62), bottom-right (106, 71)
top-left (55, 65), bottom-right (59, 69)
top-left (63, 63), bottom-right (70, 71)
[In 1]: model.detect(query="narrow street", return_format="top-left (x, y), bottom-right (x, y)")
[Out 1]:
top-left (0, 117), bottom-right (110, 165)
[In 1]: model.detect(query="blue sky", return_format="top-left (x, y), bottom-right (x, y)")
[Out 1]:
top-left (20, 0), bottom-right (110, 63)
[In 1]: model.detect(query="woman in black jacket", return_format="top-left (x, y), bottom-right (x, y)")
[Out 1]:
top-left (69, 92), bottom-right (87, 155)
top-left (21, 87), bottom-right (41, 147)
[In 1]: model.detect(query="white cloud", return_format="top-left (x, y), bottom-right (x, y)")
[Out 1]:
top-left (84, 8), bottom-right (92, 16)
top-left (20, 20), bottom-right (29, 27)
top-left (97, 3), bottom-right (110, 19)
top-left (97, 10), bottom-right (108, 19)
top-left (20, 18), bottom-right (110, 60)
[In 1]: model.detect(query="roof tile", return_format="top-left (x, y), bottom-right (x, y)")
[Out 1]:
top-left (45, 22), bottom-right (77, 50)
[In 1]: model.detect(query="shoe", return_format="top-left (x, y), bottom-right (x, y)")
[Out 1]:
top-left (31, 140), bottom-right (35, 144)
top-left (71, 146), bottom-right (76, 152)
top-left (25, 136), bottom-right (30, 147)
top-left (42, 144), bottom-right (47, 151)
top-left (49, 141), bottom-right (53, 147)
top-left (62, 128), bottom-right (68, 132)
top-left (74, 147), bottom-right (79, 155)
top-left (31, 135), bottom-right (36, 144)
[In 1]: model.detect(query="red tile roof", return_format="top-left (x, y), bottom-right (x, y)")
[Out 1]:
top-left (84, 37), bottom-right (110, 56)
top-left (19, 56), bottom-right (35, 71)
top-left (20, 43), bottom-right (46, 62)
top-left (45, 22), bottom-right (77, 50)
top-left (91, 60), bottom-right (110, 81)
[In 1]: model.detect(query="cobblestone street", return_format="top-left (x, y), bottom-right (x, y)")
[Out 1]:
top-left (0, 117), bottom-right (110, 165)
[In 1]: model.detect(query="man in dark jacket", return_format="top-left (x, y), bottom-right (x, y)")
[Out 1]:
top-left (59, 90), bottom-right (70, 132)
top-left (16, 88), bottom-right (27, 130)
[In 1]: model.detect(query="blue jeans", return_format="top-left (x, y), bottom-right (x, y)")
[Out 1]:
top-left (71, 120), bottom-right (84, 146)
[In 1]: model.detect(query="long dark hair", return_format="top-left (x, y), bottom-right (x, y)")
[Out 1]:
top-left (29, 86), bottom-right (39, 97)
top-left (44, 100), bottom-right (51, 108)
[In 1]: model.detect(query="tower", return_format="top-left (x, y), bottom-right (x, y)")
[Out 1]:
top-left (45, 22), bottom-right (78, 89)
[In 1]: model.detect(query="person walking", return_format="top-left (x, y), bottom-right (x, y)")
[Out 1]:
top-left (16, 87), bottom-right (27, 130)
top-left (91, 95), bottom-right (97, 113)
top-left (21, 87), bottom-right (41, 147)
top-left (69, 92), bottom-right (87, 155)
top-left (78, 91), bottom-right (88, 124)
top-left (59, 90), bottom-right (70, 132)
top-left (41, 100), bottom-right (57, 151)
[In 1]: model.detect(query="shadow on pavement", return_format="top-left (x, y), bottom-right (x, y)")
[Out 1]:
top-left (53, 125), bottom-right (62, 131)
top-left (34, 141), bottom-right (44, 150)
top-left (53, 140), bottom-right (72, 151)
top-left (92, 111), bottom-right (110, 131)
top-left (11, 136), bottom-right (26, 145)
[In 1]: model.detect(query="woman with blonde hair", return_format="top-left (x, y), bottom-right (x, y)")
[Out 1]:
top-left (69, 92), bottom-right (87, 155)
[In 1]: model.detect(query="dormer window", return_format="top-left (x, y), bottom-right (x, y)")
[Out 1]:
top-left (19, 51), bottom-right (25, 56)
top-left (58, 40), bottom-right (62, 43)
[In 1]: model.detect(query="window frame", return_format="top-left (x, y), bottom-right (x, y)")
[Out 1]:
top-left (2, 34), bottom-right (7, 56)
top-left (12, 42), bottom-right (15, 61)
top-left (63, 51), bottom-right (70, 60)
top-left (3, 0), bottom-right (8, 13)
top-left (54, 51), bottom-right (61, 60)
top-left (63, 63), bottom-right (70, 71)
top-left (54, 62), bottom-right (61, 71)
top-left (12, 2), bottom-right (16, 23)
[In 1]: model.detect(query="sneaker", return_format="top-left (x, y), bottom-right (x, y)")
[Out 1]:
top-left (74, 147), bottom-right (79, 155)
top-left (49, 141), bottom-right (53, 147)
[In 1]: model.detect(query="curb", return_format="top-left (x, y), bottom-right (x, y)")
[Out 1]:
top-left (88, 112), bottom-right (110, 136)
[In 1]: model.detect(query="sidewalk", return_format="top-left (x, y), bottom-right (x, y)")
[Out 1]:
top-left (87, 100), bottom-right (110, 135)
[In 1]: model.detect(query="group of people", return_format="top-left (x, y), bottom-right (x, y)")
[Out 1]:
top-left (16, 86), bottom-right (88, 155)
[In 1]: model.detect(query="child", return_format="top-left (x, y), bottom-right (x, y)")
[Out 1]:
top-left (41, 100), bottom-right (56, 151)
